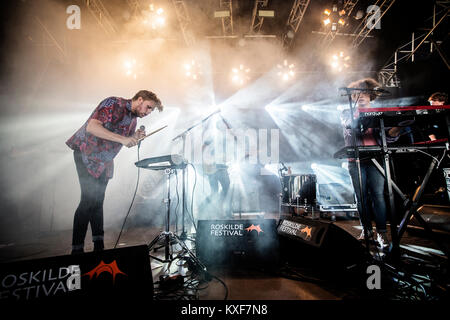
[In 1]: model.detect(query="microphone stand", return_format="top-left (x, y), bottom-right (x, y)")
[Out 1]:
top-left (341, 88), bottom-right (372, 256)
top-left (172, 109), bottom-right (221, 241)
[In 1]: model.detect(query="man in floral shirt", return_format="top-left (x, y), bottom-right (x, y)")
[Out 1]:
top-left (66, 90), bottom-right (163, 254)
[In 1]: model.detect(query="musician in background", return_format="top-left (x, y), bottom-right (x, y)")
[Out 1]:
top-left (201, 117), bottom-right (233, 219)
top-left (427, 92), bottom-right (448, 141)
top-left (66, 90), bottom-right (163, 254)
top-left (428, 91), bottom-right (448, 106)
top-left (340, 78), bottom-right (401, 249)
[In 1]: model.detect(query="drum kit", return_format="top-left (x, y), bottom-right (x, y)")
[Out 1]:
top-left (281, 172), bottom-right (318, 218)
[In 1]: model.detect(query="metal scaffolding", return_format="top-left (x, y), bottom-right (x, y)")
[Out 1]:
top-left (378, 2), bottom-right (449, 87)
top-left (281, 0), bottom-right (311, 49)
top-left (126, 0), bottom-right (142, 19)
top-left (219, 0), bottom-right (234, 36)
top-left (351, 0), bottom-right (396, 48)
top-left (85, 0), bottom-right (118, 37)
top-left (172, 0), bottom-right (196, 46)
top-left (249, 0), bottom-right (269, 34)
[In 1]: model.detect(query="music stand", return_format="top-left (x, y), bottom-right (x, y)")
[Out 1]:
top-left (146, 165), bottom-right (208, 275)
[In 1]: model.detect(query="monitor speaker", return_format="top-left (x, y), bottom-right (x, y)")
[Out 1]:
top-left (196, 219), bottom-right (279, 268)
top-left (277, 216), bottom-right (366, 269)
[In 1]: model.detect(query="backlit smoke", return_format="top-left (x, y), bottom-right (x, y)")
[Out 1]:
top-left (0, 0), bottom-right (440, 250)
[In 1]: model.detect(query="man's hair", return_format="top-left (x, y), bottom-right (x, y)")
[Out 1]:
top-left (132, 90), bottom-right (163, 111)
top-left (428, 92), bottom-right (448, 104)
top-left (348, 78), bottom-right (380, 101)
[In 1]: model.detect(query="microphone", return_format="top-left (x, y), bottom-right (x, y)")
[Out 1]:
top-left (138, 125), bottom-right (145, 147)
top-left (280, 162), bottom-right (288, 171)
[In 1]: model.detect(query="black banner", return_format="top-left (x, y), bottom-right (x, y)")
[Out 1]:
top-left (0, 245), bottom-right (152, 304)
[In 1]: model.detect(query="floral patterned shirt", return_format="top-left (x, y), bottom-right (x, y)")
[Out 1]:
top-left (66, 97), bottom-right (137, 179)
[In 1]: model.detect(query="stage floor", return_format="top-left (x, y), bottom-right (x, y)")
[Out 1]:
top-left (0, 212), bottom-right (448, 300)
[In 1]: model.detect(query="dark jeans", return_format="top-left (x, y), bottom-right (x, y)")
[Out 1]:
top-left (207, 168), bottom-right (232, 217)
top-left (72, 151), bottom-right (109, 250)
top-left (348, 161), bottom-right (387, 233)
top-left (208, 169), bottom-right (230, 198)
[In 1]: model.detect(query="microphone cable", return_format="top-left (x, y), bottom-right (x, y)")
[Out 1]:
top-left (186, 163), bottom-right (198, 233)
top-left (114, 142), bottom-right (142, 249)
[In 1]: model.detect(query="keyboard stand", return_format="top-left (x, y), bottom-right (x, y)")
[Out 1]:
top-left (396, 148), bottom-right (450, 259)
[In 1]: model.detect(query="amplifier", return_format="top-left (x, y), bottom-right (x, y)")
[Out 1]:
top-left (277, 216), bottom-right (366, 269)
top-left (317, 183), bottom-right (357, 212)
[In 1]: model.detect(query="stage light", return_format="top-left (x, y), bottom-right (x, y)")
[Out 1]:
top-left (329, 51), bottom-right (350, 72)
top-left (355, 10), bottom-right (364, 20)
top-left (155, 16), bottom-right (166, 27)
top-left (123, 59), bottom-right (138, 79)
top-left (145, 4), bottom-right (166, 29)
top-left (322, 4), bottom-right (346, 31)
top-left (258, 10), bottom-right (275, 18)
top-left (231, 64), bottom-right (251, 86)
top-left (183, 60), bottom-right (202, 80)
top-left (301, 105), bottom-right (311, 111)
top-left (277, 60), bottom-right (295, 81)
top-left (214, 10), bottom-right (230, 18)
top-left (124, 59), bottom-right (135, 69)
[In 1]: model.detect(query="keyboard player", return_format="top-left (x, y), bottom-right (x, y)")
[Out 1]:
top-left (340, 78), bottom-right (401, 248)
top-left (426, 92), bottom-right (448, 141)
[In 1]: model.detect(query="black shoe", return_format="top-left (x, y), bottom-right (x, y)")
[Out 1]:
top-left (376, 232), bottom-right (390, 249)
top-left (357, 229), bottom-right (374, 241)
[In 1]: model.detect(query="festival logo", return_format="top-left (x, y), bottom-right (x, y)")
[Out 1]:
top-left (0, 265), bottom-right (81, 301)
top-left (300, 226), bottom-right (312, 240)
top-left (278, 220), bottom-right (314, 241)
top-left (82, 260), bottom-right (127, 284)
top-left (245, 224), bottom-right (264, 234)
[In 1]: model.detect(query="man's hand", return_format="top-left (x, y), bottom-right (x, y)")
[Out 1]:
top-left (86, 119), bottom-right (142, 148)
top-left (121, 136), bottom-right (139, 148)
top-left (388, 127), bottom-right (401, 137)
top-left (133, 127), bottom-right (146, 140)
